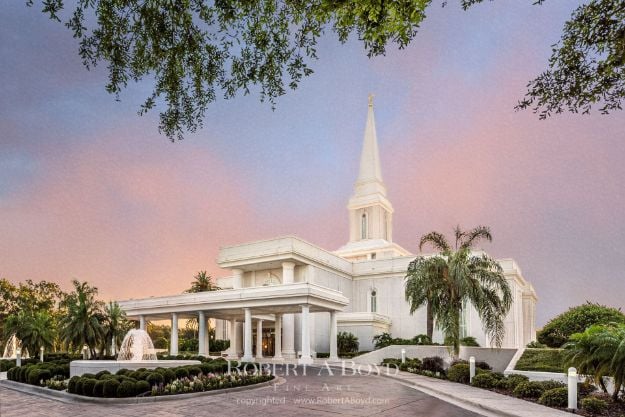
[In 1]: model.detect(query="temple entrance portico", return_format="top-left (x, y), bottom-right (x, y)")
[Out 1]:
top-left (117, 283), bottom-right (348, 365)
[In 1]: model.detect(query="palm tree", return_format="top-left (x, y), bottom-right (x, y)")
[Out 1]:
top-left (101, 301), bottom-right (131, 357)
top-left (185, 271), bottom-right (221, 293)
top-left (3, 310), bottom-right (54, 355)
top-left (59, 280), bottom-right (105, 357)
top-left (405, 226), bottom-right (512, 356)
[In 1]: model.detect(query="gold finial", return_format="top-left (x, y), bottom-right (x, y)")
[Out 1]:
top-left (368, 93), bottom-right (375, 108)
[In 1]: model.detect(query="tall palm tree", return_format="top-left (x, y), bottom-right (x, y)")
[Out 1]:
top-left (3, 310), bottom-right (54, 355)
top-left (101, 301), bottom-right (131, 357)
top-left (60, 280), bottom-right (105, 357)
top-left (405, 226), bottom-right (512, 356)
top-left (185, 271), bottom-right (221, 293)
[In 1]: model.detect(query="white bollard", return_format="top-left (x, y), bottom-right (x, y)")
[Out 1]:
top-left (568, 367), bottom-right (578, 410)
top-left (16, 348), bottom-right (21, 367)
top-left (40, 346), bottom-right (44, 362)
top-left (82, 345), bottom-right (88, 360)
top-left (469, 356), bottom-right (476, 383)
top-left (401, 348), bottom-right (406, 364)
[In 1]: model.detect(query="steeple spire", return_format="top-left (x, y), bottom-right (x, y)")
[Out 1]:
top-left (354, 94), bottom-right (386, 198)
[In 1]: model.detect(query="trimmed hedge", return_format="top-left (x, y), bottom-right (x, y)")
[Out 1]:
top-left (495, 374), bottom-right (529, 391)
top-left (421, 356), bottom-right (445, 374)
top-left (538, 387), bottom-right (568, 407)
top-left (136, 380), bottom-right (151, 396)
top-left (447, 363), bottom-right (470, 384)
top-left (102, 379), bottom-right (120, 397)
top-left (514, 349), bottom-right (566, 373)
top-left (513, 381), bottom-right (545, 399)
top-left (470, 372), bottom-right (498, 389)
top-left (146, 372), bottom-right (164, 386)
top-left (93, 380), bottom-right (105, 397)
top-left (581, 397), bottom-right (608, 415)
top-left (117, 380), bottom-right (137, 397)
top-left (82, 378), bottom-right (97, 397)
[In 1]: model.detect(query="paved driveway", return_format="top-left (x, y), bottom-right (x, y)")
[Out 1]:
top-left (0, 367), bottom-right (482, 417)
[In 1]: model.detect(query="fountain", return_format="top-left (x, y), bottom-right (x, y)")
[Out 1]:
top-left (2, 334), bottom-right (29, 359)
top-left (69, 329), bottom-right (200, 377)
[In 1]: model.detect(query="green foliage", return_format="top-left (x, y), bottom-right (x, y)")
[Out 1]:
top-left (102, 379), bottom-right (120, 397)
top-left (337, 332), bottom-right (359, 355)
top-left (135, 380), bottom-right (151, 395)
top-left (175, 367), bottom-right (189, 379)
top-left (581, 397), bottom-right (608, 415)
top-left (146, 372), bottom-right (164, 386)
top-left (495, 374), bottom-right (529, 391)
top-left (95, 370), bottom-right (111, 379)
top-left (162, 368), bottom-right (176, 384)
top-left (372, 332), bottom-right (394, 349)
top-left (538, 302), bottom-right (625, 348)
top-left (459, 336), bottom-right (480, 347)
top-left (526, 341), bottom-right (547, 348)
top-left (406, 226), bottom-right (512, 355)
top-left (421, 356), bottom-right (445, 374)
top-left (75, 378), bottom-right (85, 395)
top-left (448, 363), bottom-right (470, 383)
top-left (93, 380), bottom-right (105, 397)
top-left (538, 387), bottom-right (569, 408)
top-left (82, 378), bottom-right (97, 397)
top-left (187, 366), bottom-right (202, 377)
top-left (68, 376), bottom-right (80, 394)
top-left (512, 381), bottom-right (546, 399)
top-left (186, 271), bottom-right (221, 293)
top-left (27, 369), bottom-right (42, 385)
top-left (59, 280), bottom-right (105, 357)
top-left (211, 339), bottom-right (230, 353)
top-left (372, 332), bottom-right (434, 349)
top-left (539, 380), bottom-right (566, 391)
top-left (116, 380), bottom-right (137, 397)
top-left (514, 349), bottom-right (567, 373)
top-left (470, 372), bottom-right (498, 388)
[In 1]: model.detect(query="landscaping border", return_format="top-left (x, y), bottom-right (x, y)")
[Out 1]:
top-left (0, 375), bottom-right (281, 404)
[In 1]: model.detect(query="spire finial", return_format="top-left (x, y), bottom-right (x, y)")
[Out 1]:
top-left (368, 93), bottom-right (374, 108)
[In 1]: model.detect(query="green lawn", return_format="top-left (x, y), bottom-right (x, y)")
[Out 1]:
top-left (514, 349), bottom-right (567, 373)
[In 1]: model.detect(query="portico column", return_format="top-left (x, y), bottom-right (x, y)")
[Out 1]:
top-left (256, 320), bottom-right (263, 359)
top-left (229, 319), bottom-right (238, 357)
top-left (274, 314), bottom-right (283, 360)
top-left (299, 305), bottom-right (313, 364)
top-left (242, 308), bottom-right (254, 362)
top-left (139, 315), bottom-right (146, 331)
top-left (198, 311), bottom-right (207, 356)
top-left (232, 268), bottom-right (244, 289)
top-left (282, 261), bottom-right (296, 358)
top-left (170, 313), bottom-right (179, 356)
top-left (204, 316), bottom-right (210, 356)
top-left (329, 311), bottom-right (338, 361)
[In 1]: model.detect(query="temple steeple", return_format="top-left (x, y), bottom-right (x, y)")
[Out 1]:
top-left (354, 94), bottom-right (386, 199)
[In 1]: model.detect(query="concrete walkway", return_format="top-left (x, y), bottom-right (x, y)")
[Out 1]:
top-left (382, 369), bottom-right (571, 417)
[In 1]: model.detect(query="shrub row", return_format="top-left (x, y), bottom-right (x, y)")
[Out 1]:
top-left (7, 361), bottom-right (70, 386)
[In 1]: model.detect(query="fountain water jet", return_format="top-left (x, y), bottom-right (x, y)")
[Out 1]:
top-left (2, 334), bottom-right (29, 359)
top-left (117, 329), bottom-right (157, 361)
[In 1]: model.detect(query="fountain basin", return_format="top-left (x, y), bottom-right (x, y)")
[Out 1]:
top-left (70, 360), bottom-right (201, 377)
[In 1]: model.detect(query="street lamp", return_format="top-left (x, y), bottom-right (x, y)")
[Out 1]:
top-left (40, 346), bottom-right (44, 363)
top-left (16, 348), bottom-right (22, 367)
top-left (82, 344), bottom-right (89, 360)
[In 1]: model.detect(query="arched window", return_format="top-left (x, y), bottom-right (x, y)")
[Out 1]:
top-left (361, 213), bottom-right (368, 239)
top-left (370, 289), bottom-right (377, 313)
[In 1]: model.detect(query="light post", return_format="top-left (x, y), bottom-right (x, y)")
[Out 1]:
top-left (82, 345), bottom-right (89, 360)
top-left (40, 346), bottom-right (44, 363)
top-left (568, 367), bottom-right (578, 410)
top-left (469, 356), bottom-right (476, 383)
top-left (16, 348), bottom-right (21, 367)
top-left (401, 348), bottom-right (406, 364)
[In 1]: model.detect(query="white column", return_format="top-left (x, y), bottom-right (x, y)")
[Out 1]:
top-left (282, 261), bottom-right (296, 358)
top-left (299, 305), bottom-right (313, 364)
top-left (139, 315), bottom-right (146, 331)
top-left (274, 314), bottom-right (283, 360)
top-left (232, 268), bottom-right (244, 289)
top-left (170, 313), bottom-right (179, 355)
top-left (204, 317), bottom-right (210, 356)
top-left (256, 320), bottom-right (263, 359)
top-left (198, 311), bottom-right (207, 356)
top-left (329, 311), bottom-right (338, 361)
top-left (242, 308), bottom-right (254, 362)
top-left (229, 319), bottom-right (238, 357)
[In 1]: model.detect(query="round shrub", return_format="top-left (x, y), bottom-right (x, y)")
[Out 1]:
top-left (581, 397), bottom-right (608, 415)
top-left (27, 369), bottom-right (42, 385)
top-left (538, 387), bottom-right (568, 407)
top-left (146, 372), bottom-right (164, 386)
top-left (135, 380), bottom-right (151, 396)
top-left (67, 376), bottom-right (80, 394)
top-left (421, 356), bottom-right (445, 373)
top-left (447, 363), bottom-right (470, 384)
top-left (200, 363), bottom-right (213, 374)
top-left (38, 369), bottom-right (51, 383)
top-left (162, 369), bottom-right (176, 383)
top-left (116, 369), bottom-right (130, 376)
top-left (81, 378), bottom-right (97, 397)
top-left (81, 373), bottom-right (96, 379)
top-left (75, 378), bottom-right (85, 395)
top-left (187, 366), bottom-right (202, 377)
top-left (495, 374), bottom-right (529, 391)
top-left (95, 370), bottom-right (111, 379)
top-left (540, 380), bottom-right (566, 391)
top-left (128, 371), bottom-right (141, 380)
top-left (513, 381), bottom-right (545, 399)
top-left (471, 372), bottom-right (497, 389)
top-left (98, 373), bottom-right (115, 380)
top-left (93, 380), bottom-right (105, 397)
top-left (117, 380), bottom-right (137, 397)
top-left (175, 367), bottom-right (189, 379)
top-left (102, 379), bottom-right (120, 398)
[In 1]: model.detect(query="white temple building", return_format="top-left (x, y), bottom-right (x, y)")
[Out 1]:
top-left (118, 98), bottom-right (538, 362)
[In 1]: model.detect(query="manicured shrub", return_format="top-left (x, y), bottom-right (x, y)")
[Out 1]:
top-left (95, 370), bottom-right (111, 379)
top-left (578, 381), bottom-right (596, 397)
top-left (135, 380), bottom-right (151, 396)
top-left (99, 373), bottom-right (115, 380)
top-left (539, 380), bottom-right (566, 391)
top-left (581, 397), bottom-right (608, 415)
top-left (448, 363), bottom-right (470, 384)
top-left (146, 372), bottom-right (164, 386)
top-left (187, 366), bottom-right (202, 377)
top-left (514, 349), bottom-right (567, 373)
top-left (162, 368), bottom-right (176, 383)
top-left (117, 380), bottom-right (137, 397)
top-left (460, 336), bottom-right (480, 347)
top-left (116, 369), bottom-right (130, 376)
top-left (495, 374), bottom-right (529, 391)
top-left (67, 376), bottom-right (80, 394)
top-left (471, 372), bottom-right (498, 388)
top-left (538, 387), bottom-right (568, 407)
top-left (537, 302), bottom-right (625, 348)
top-left (421, 356), bottom-right (445, 374)
top-left (526, 341), bottom-right (546, 348)
top-left (337, 331), bottom-right (359, 355)
top-left (75, 378), bottom-right (85, 395)
top-left (102, 379), bottom-right (120, 398)
top-left (82, 378), bottom-right (97, 397)
top-left (175, 367), bottom-right (189, 379)
top-left (81, 373), bottom-right (96, 379)
top-left (399, 358), bottom-right (422, 371)
top-left (93, 380), bottom-right (105, 397)
top-left (38, 369), bottom-right (51, 383)
top-left (27, 369), bottom-right (42, 386)
top-left (513, 381), bottom-right (545, 399)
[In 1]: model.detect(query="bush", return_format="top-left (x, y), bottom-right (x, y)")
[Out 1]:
top-left (399, 358), bottom-right (422, 372)
top-left (538, 302), bottom-right (625, 348)
top-left (460, 337), bottom-right (480, 347)
top-left (38, 369), bottom-right (51, 384)
top-left (471, 372), bottom-right (497, 389)
top-left (162, 368), bottom-right (176, 383)
top-left (75, 378), bottom-right (85, 395)
top-left (514, 349), bottom-right (566, 373)
top-left (93, 380), bottom-right (105, 397)
top-left (27, 369), bottom-right (42, 386)
top-left (175, 367), bottom-right (189, 379)
top-left (538, 387), bottom-right (568, 407)
top-left (496, 374), bottom-right (529, 391)
top-left (187, 366), bottom-right (202, 377)
top-left (526, 341), bottom-right (546, 348)
top-left (448, 364), bottom-right (470, 384)
top-left (581, 397), bottom-right (608, 415)
top-left (81, 373), bottom-right (96, 379)
top-left (513, 381), bottom-right (545, 399)
top-left (135, 380), bottom-right (151, 396)
top-left (578, 380), bottom-right (596, 397)
top-left (102, 379), bottom-right (120, 398)
top-left (540, 380), bottom-right (566, 391)
top-left (211, 339), bottom-right (230, 352)
top-left (421, 356), bottom-right (445, 374)
top-left (116, 380), bottom-right (137, 397)
top-left (67, 376), bottom-right (80, 394)
top-left (146, 372), bottom-right (164, 386)
top-left (82, 378), bottom-right (97, 397)
top-left (95, 370), bottom-right (111, 379)
top-left (337, 332), bottom-right (359, 355)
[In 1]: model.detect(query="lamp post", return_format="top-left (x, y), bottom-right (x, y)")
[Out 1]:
top-left (16, 348), bottom-right (21, 367)
top-left (568, 367), bottom-right (578, 410)
top-left (469, 356), bottom-right (476, 383)
top-left (401, 348), bottom-right (406, 364)
top-left (82, 345), bottom-right (89, 360)
top-left (40, 346), bottom-right (44, 363)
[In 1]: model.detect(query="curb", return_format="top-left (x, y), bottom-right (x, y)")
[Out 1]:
top-left (0, 376), bottom-right (281, 404)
